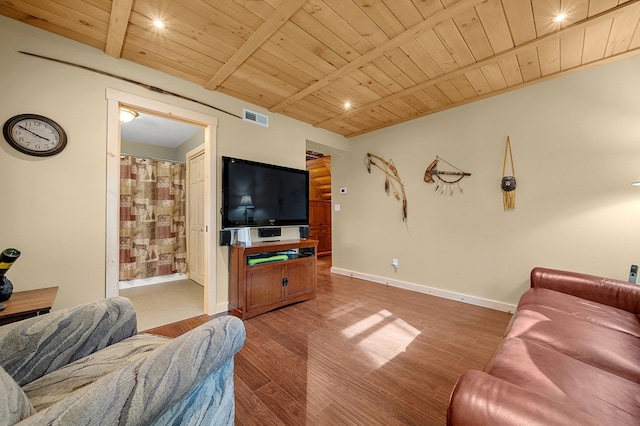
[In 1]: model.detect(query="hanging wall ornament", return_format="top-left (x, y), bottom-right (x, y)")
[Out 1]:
top-left (502, 136), bottom-right (517, 211)
top-left (423, 156), bottom-right (471, 196)
top-left (365, 153), bottom-right (408, 221)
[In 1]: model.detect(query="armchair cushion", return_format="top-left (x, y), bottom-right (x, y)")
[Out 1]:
top-left (0, 296), bottom-right (246, 425)
top-left (22, 333), bottom-right (170, 411)
top-left (19, 316), bottom-right (245, 425)
top-left (0, 297), bottom-right (137, 386)
top-left (0, 366), bottom-right (33, 423)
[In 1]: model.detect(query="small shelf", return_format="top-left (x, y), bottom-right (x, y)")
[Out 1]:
top-left (246, 249), bottom-right (314, 265)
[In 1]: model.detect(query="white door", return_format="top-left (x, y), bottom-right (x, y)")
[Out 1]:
top-left (188, 151), bottom-right (205, 286)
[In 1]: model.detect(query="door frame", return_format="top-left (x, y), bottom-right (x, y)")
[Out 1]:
top-left (105, 88), bottom-right (218, 314)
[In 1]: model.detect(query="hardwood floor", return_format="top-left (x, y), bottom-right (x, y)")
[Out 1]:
top-left (145, 257), bottom-right (512, 425)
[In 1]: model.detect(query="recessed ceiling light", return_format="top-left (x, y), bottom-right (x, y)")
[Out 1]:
top-left (153, 19), bottom-right (165, 29)
top-left (553, 13), bottom-right (567, 22)
top-left (344, 101), bottom-right (351, 110)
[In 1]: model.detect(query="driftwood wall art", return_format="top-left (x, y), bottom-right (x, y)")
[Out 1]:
top-left (365, 153), bottom-right (407, 222)
top-left (424, 156), bottom-right (471, 195)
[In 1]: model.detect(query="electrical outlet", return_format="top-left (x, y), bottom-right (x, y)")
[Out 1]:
top-left (392, 258), bottom-right (399, 268)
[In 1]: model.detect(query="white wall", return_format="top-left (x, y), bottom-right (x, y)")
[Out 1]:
top-left (332, 54), bottom-right (640, 309)
top-left (0, 16), bottom-right (346, 311)
top-left (121, 140), bottom-right (183, 162)
top-left (176, 129), bottom-right (206, 160)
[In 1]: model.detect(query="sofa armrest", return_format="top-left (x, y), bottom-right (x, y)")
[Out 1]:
top-left (447, 370), bottom-right (602, 426)
top-left (0, 297), bottom-right (137, 386)
top-left (19, 315), bottom-right (246, 425)
top-left (530, 267), bottom-right (640, 314)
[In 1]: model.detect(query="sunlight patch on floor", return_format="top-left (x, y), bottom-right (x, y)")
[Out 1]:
top-left (341, 309), bottom-right (420, 367)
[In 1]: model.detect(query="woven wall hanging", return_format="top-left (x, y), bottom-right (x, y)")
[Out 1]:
top-left (501, 136), bottom-right (516, 211)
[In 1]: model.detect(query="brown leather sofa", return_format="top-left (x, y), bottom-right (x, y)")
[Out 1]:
top-left (447, 267), bottom-right (640, 425)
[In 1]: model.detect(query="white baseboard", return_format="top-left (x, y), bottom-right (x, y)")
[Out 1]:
top-left (119, 273), bottom-right (188, 290)
top-left (215, 302), bottom-right (229, 315)
top-left (330, 267), bottom-right (516, 313)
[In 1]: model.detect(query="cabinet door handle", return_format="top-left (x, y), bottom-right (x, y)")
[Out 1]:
top-left (282, 277), bottom-right (288, 286)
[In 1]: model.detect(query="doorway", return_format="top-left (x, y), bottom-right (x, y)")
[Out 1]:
top-left (105, 89), bottom-right (219, 320)
top-left (118, 112), bottom-right (203, 330)
top-left (119, 111), bottom-right (199, 281)
top-left (306, 150), bottom-right (332, 257)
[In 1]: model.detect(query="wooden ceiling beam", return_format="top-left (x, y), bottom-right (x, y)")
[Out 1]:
top-left (204, 0), bottom-right (307, 90)
top-left (105, 0), bottom-right (134, 58)
top-left (269, 0), bottom-right (485, 113)
top-left (317, 0), bottom-right (640, 132)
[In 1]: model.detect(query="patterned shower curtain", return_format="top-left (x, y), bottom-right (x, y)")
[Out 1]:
top-left (119, 156), bottom-right (187, 281)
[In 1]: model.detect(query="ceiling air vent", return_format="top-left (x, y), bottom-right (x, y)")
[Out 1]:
top-left (243, 108), bottom-right (269, 128)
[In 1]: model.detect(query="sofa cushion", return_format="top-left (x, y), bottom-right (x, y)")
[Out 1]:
top-left (22, 333), bottom-right (170, 412)
top-left (448, 370), bottom-right (604, 426)
top-left (0, 365), bottom-right (34, 422)
top-left (518, 288), bottom-right (640, 337)
top-left (488, 337), bottom-right (640, 425)
top-left (507, 305), bottom-right (640, 383)
top-left (530, 267), bottom-right (640, 314)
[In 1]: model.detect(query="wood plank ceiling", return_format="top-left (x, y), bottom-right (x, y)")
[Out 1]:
top-left (1, 0), bottom-right (639, 138)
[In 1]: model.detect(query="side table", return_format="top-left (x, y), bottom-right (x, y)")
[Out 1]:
top-left (0, 287), bottom-right (59, 326)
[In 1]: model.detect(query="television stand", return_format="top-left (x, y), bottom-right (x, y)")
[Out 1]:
top-left (228, 239), bottom-right (318, 320)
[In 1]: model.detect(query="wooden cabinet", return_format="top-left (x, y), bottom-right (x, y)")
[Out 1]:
top-left (309, 201), bottom-right (331, 256)
top-left (229, 240), bottom-right (318, 320)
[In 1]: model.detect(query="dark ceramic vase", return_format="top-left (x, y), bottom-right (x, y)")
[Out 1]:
top-left (0, 248), bottom-right (20, 302)
top-left (0, 276), bottom-right (13, 302)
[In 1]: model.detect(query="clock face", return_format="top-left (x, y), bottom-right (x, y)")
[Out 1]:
top-left (3, 114), bottom-right (67, 157)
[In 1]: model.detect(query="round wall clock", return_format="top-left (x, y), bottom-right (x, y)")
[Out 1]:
top-left (3, 114), bottom-right (68, 157)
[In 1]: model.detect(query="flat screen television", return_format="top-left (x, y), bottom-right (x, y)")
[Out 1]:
top-left (222, 156), bottom-right (309, 228)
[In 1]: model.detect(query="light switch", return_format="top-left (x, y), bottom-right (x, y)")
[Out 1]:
top-left (334, 204), bottom-right (341, 212)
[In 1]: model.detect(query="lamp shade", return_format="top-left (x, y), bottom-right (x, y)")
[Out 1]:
top-left (240, 195), bottom-right (254, 207)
